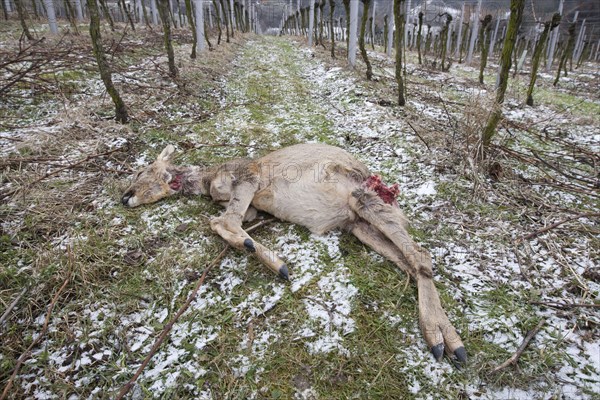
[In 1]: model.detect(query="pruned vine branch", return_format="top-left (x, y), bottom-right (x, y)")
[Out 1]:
top-left (519, 212), bottom-right (600, 242)
top-left (492, 319), bottom-right (545, 374)
top-left (0, 146), bottom-right (127, 201)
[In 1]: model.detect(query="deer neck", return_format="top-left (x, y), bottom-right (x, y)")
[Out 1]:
top-left (169, 164), bottom-right (219, 196)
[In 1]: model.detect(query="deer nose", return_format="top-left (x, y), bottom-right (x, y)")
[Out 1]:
top-left (122, 190), bottom-right (134, 206)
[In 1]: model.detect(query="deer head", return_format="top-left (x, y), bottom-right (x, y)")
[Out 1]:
top-left (121, 145), bottom-right (182, 207)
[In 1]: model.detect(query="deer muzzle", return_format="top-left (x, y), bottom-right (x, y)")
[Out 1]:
top-left (121, 190), bottom-right (134, 207)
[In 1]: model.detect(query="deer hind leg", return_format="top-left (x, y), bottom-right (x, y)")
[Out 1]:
top-left (349, 190), bottom-right (466, 363)
top-left (210, 180), bottom-right (289, 280)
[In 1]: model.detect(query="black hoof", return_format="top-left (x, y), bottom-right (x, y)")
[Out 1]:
top-left (454, 347), bottom-right (467, 363)
top-left (243, 238), bottom-right (256, 253)
top-left (431, 343), bottom-right (444, 361)
top-left (279, 264), bottom-right (289, 280)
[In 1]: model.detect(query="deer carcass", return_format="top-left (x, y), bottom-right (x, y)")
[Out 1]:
top-left (122, 143), bottom-right (466, 362)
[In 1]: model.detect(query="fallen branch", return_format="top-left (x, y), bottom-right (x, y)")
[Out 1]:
top-left (491, 319), bottom-right (545, 374)
top-left (519, 212), bottom-right (600, 242)
top-left (1, 252), bottom-right (72, 400)
top-left (115, 219), bottom-right (273, 399)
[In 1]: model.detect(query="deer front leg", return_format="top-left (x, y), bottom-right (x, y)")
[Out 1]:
top-left (218, 202), bottom-right (258, 222)
top-left (210, 180), bottom-right (289, 280)
top-left (350, 191), bottom-right (466, 363)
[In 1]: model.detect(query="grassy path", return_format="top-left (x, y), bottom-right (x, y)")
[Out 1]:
top-left (183, 37), bottom-right (342, 162)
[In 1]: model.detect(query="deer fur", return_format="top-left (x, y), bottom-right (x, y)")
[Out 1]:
top-left (122, 143), bottom-right (466, 363)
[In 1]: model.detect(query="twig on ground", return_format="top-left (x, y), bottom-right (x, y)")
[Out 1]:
top-left (0, 288), bottom-right (27, 327)
top-left (530, 150), bottom-right (597, 186)
top-left (0, 146), bottom-right (127, 201)
top-left (244, 218), bottom-right (275, 233)
top-left (492, 144), bottom-right (599, 198)
top-left (405, 120), bottom-right (431, 150)
top-left (518, 212), bottom-right (600, 242)
top-left (0, 250), bottom-right (72, 400)
top-left (0, 135), bottom-right (23, 142)
top-left (115, 219), bottom-right (273, 399)
top-left (525, 180), bottom-right (599, 199)
top-left (491, 319), bottom-right (546, 374)
top-left (466, 154), bottom-right (483, 196)
top-left (543, 238), bottom-right (590, 296)
top-left (530, 301), bottom-right (600, 310)
top-left (246, 321), bottom-right (255, 350)
top-left (304, 296), bottom-right (336, 331)
top-left (183, 141), bottom-right (271, 151)
top-left (436, 89), bottom-right (460, 138)
top-left (371, 354), bottom-right (395, 386)
top-left (0, 156), bottom-right (65, 166)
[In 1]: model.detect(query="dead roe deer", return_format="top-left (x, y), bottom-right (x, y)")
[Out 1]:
top-left (122, 143), bottom-right (466, 363)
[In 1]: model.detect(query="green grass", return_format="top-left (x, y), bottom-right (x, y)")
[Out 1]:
top-left (535, 87), bottom-right (600, 119)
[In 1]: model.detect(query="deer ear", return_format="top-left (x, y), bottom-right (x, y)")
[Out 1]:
top-left (158, 145), bottom-right (175, 161)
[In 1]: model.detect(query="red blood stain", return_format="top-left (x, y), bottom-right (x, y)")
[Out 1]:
top-left (363, 175), bottom-right (400, 205)
top-left (169, 174), bottom-right (182, 191)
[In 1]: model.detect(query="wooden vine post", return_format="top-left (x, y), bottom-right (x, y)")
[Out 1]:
top-left (478, 14), bottom-right (492, 83)
top-left (526, 13), bottom-right (561, 106)
top-left (86, 0), bottom-right (129, 123)
top-left (393, 0), bottom-right (406, 105)
top-left (359, 0), bottom-right (373, 80)
top-left (480, 0), bottom-right (525, 155)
